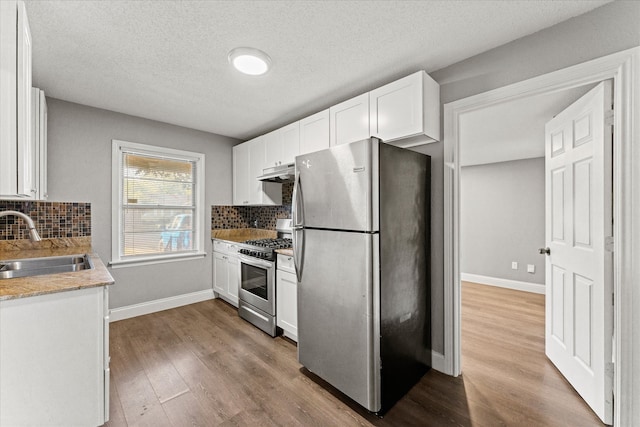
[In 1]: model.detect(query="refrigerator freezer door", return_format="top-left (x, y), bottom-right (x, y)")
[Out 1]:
top-left (297, 228), bottom-right (381, 412)
top-left (295, 138), bottom-right (379, 232)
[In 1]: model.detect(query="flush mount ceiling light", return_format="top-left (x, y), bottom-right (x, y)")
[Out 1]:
top-left (228, 47), bottom-right (272, 76)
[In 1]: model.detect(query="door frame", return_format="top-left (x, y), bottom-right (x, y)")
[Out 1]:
top-left (443, 47), bottom-right (640, 425)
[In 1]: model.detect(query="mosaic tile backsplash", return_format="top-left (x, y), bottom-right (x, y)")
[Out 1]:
top-left (0, 201), bottom-right (91, 240)
top-left (212, 182), bottom-right (293, 230)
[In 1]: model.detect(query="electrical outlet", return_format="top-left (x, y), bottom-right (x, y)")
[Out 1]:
top-left (511, 261), bottom-right (518, 270)
top-left (527, 264), bottom-right (535, 273)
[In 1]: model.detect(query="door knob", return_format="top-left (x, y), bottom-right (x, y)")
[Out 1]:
top-left (539, 247), bottom-right (551, 255)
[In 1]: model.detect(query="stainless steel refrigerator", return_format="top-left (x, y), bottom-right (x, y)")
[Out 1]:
top-left (292, 137), bottom-right (431, 413)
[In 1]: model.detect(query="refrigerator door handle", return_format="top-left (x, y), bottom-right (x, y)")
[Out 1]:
top-left (293, 228), bottom-right (304, 283)
top-left (292, 169), bottom-right (304, 228)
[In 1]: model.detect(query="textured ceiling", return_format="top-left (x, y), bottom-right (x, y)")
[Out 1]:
top-left (459, 84), bottom-right (594, 167)
top-left (24, 0), bottom-right (610, 141)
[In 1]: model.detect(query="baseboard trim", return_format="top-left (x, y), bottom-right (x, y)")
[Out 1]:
top-left (431, 350), bottom-right (447, 374)
top-left (110, 289), bottom-right (215, 322)
top-left (461, 273), bottom-right (545, 294)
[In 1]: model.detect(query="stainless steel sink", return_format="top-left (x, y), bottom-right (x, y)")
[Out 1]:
top-left (0, 254), bottom-right (93, 280)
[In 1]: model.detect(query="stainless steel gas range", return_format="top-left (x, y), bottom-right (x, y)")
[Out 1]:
top-left (237, 219), bottom-right (292, 336)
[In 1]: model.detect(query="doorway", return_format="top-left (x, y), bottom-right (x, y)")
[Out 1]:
top-left (457, 84), bottom-right (602, 424)
top-left (442, 47), bottom-right (640, 426)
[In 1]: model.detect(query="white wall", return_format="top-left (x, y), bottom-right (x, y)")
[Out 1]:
top-left (461, 158), bottom-right (544, 285)
top-left (46, 98), bottom-right (238, 309)
top-left (424, 0), bottom-right (640, 354)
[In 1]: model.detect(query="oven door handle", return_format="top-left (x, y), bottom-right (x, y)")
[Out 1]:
top-left (238, 255), bottom-right (273, 269)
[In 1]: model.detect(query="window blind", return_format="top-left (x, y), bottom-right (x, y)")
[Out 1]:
top-left (120, 151), bottom-right (196, 257)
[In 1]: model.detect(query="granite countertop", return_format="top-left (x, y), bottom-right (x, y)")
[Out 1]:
top-left (0, 239), bottom-right (114, 301)
top-left (211, 228), bottom-right (277, 243)
top-left (275, 248), bottom-right (294, 257)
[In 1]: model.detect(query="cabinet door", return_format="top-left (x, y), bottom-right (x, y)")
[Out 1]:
top-left (0, 1), bottom-right (18, 195)
top-left (329, 93), bottom-right (369, 147)
top-left (280, 122), bottom-right (300, 165)
top-left (276, 270), bottom-right (298, 340)
top-left (248, 136), bottom-right (266, 204)
top-left (0, 0), bottom-right (34, 198)
top-left (248, 136), bottom-right (281, 205)
top-left (213, 251), bottom-right (228, 295)
top-left (299, 109), bottom-right (330, 155)
top-left (38, 89), bottom-right (47, 199)
top-left (264, 129), bottom-right (281, 168)
top-left (232, 143), bottom-right (250, 205)
top-left (16, 0), bottom-right (33, 197)
top-left (227, 255), bottom-right (239, 304)
top-left (369, 70), bottom-right (439, 145)
top-left (0, 287), bottom-right (106, 426)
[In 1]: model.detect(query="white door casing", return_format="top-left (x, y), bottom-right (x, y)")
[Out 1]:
top-left (444, 47), bottom-right (639, 427)
top-left (544, 81), bottom-right (613, 424)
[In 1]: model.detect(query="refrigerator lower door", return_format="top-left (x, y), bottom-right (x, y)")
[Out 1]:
top-left (297, 228), bottom-right (381, 412)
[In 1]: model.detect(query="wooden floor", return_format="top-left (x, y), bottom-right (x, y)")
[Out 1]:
top-left (105, 282), bottom-right (603, 426)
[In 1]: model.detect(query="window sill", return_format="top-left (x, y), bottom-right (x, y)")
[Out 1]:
top-left (109, 252), bottom-right (206, 269)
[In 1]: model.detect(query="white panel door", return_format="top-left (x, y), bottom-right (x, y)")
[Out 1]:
top-left (544, 81), bottom-right (613, 424)
top-left (329, 93), bottom-right (369, 146)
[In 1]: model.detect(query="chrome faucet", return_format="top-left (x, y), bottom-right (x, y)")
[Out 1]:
top-left (0, 210), bottom-right (42, 241)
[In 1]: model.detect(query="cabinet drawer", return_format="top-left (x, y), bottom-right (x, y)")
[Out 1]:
top-left (277, 253), bottom-right (295, 274)
top-left (212, 239), bottom-right (239, 255)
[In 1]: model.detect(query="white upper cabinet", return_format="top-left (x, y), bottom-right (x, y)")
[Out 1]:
top-left (248, 136), bottom-right (266, 203)
top-left (280, 122), bottom-right (300, 165)
top-left (369, 70), bottom-right (440, 147)
top-left (34, 88), bottom-right (47, 200)
top-left (232, 143), bottom-right (250, 205)
top-left (299, 109), bottom-right (330, 155)
top-left (329, 92), bottom-right (370, 146)
top-left (233, 137), bottom-right (282, 206)
top-left (0, 0), bottom-right (36, 199)
top-left (233, 71), bottom-right (439, 202)
top-left (264, 130), bottom-right (281, 168)
top-left (264, 122), bottom-right (299, 167)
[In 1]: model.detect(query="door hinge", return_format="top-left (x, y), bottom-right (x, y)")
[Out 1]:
top-left (605, 109), bottom-right (614, 126)
top-left (605, 236), bottom-right (614, 252)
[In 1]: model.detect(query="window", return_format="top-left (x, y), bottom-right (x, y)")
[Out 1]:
top-left (111, 140), bottom-right (205, 266)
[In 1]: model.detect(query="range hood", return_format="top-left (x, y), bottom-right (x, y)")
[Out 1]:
top-left (257, 163), bottom-right (295, 183)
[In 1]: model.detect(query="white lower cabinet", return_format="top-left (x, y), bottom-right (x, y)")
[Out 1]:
top-left (0, 286), bottom-right (110, 426)
top-left (276, 253), bottom-right (297, 341)
top-left (213, 240), bottom-right (240, 307)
